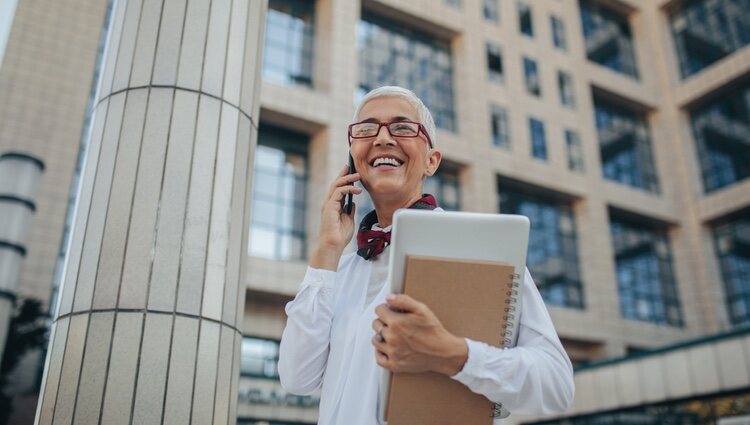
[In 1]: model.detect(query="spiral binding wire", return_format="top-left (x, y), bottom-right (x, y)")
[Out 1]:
top-left (492, 272), bottom-right (521, 419)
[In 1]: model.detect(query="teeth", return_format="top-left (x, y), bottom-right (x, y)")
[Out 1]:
top-left (373, 157), bottom-right (401, 167)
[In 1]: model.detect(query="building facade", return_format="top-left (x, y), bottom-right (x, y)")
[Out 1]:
top-left (0, 0), bottom-right (749, 424)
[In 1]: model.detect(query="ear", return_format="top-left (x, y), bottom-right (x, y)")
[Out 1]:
top-left (424, 149), bottom-right (442, 177)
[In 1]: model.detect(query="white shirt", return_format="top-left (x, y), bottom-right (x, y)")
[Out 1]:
top-left (278, 248), bottom-right (574, 425)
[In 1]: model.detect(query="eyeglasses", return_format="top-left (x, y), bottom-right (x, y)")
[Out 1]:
top-left (348, 121), bottom-right (433, 149)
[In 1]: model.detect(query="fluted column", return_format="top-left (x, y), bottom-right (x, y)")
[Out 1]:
top-left (34, 0), bottom-right (267, 424)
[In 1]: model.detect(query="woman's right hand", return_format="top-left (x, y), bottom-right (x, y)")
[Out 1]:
top-left (310, 164), bottom-right (362, 271)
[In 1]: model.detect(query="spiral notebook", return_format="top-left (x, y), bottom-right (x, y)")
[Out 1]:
top-left (379, 210), bottom-right (529, 424)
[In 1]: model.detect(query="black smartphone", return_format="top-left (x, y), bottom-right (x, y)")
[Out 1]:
top-left (344, 153), bottom-right (356, 215)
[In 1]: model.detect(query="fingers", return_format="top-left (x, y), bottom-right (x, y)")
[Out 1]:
top-left (372, 318), bottom-right (385, 333)
top-left (375, 303), bottom-right (399, 324)
top-left (326, 165), bottom-right (360, 200)
top-left (385, 293), bottom-right (424, 313)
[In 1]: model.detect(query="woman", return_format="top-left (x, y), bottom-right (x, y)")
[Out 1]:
top-left (278, 86), bottom-right (574, 424)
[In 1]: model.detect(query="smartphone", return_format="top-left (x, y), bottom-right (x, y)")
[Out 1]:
top-left (344, 153), bottom-right (356, 215)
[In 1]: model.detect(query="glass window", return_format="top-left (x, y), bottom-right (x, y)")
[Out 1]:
top-left (486, 43), bottom-right (504, 83)
top-left (483, 0), bottom-right (499, 22)
top-left (523, 56), bottom-right (541, 96)
top-left (558, 70), bottom-right (575, 108)
top-left (498, 187), bottom-right (584, 308)
top-left (241, 337), bottom-right (281, 379)
top-left (519, 2), bottom-right (534, 37)
top-left (529, 117), bottom-right (547, 160)
top-left (713, 214), bottom-right (750, 328)
top-left (565, 129), bottom-right (585, 172)
top-left (610, 217), bottom-right (682, 327)
top-left (594, 97), bottom-right (659, 193)
top-left (262, 0), bottom-right (315, 87)
top-left (670, 0), bottom-right (750, 78)
top-left (689, 82), bottom-right (750, 193)
top-left (551, 14), bottom-right (567, 50)
top-left (491, 104), bottom-right (511, 149)
top-left (424, 167), bottom-right (461, 211)
top-left (579, 0), bottom-right (638, 78)
top-left (249, 125), bottom-right (308, 261)
top-left (358, 15), bottom-right (456, 131)
top-left (0, 0), bottom-right (18, 68)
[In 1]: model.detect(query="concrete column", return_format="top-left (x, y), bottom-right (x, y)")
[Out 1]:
top-left (34, 0), bottom-right (267, 424)
top-left (0, 152), bottom-right (45, 362)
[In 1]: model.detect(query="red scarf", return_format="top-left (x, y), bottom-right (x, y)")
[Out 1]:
top-left (356, 194), bottom-right (438, 260)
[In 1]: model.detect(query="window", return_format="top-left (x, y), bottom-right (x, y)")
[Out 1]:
top-left (713, 214), bottom-right (750, 328)
top-left (445, 0), bottom-right (462, 8)
top-left (670, 0), bottom-right (750, 78)
top-left (486, 43), bottom-right (504, 83)
top-left (358, 15), bottom-right (456, 131)
top-left (248, 125), bottom-right (308, 260)
top-left (0, 0), bottom-right (19, 68)
top-left (558, 70), bottom-right (575, 108)
top-left (594, 98), bottom-right (659, 193)
top-left (690, 82), bottom-right (750, 193)
top-left (424, 167), bottom-right (461, 211)
top-left (262, 0), bottom-right (315, 86)
top-left (483, 0), bottom-right (499, 22)
top-left (529, 117), bottom-right (547, 160)
top-left (499, 186), bottom-right (584, 308)
top-left (241, 337), bottom-right (281, 379)
top-left (580, 0), bottom-right (638, 78)
top-left (491, 105), bottom-right (511, 148)
top-left (519, 2), bottom-right (534, 37)
top-left (551, 14), bottom-right (567, 50)
top-left (523, 56), bottom-right (541, 96)
top-left (610, 216), bottom-right (682, 326)
top-left (566, 129), bottom-right (585, 172)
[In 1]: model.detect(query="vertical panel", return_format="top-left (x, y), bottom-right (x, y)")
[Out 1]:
top-left (226, 332), bottom-right (241, 425)
top-left (663, 350), bottom-right (693, 398)
top-left (100, 313), bottom-right (143, 425)
top-left (92, 89), bottom-right (149, 310)
top-left (235, 125), bottom-right (256, 329)
top-left (148, 90), bottom-right (199, 311)
top-left (222, 0), bottom-right (248, 106)
top-left (639, 356), bottom-right (666, 402)
top-left (239, 0), bottom-right (266, 118)
top-left (152, 0), bottom-right (188, 85)
top-left (119, 88), bottom-right (174, 309)
top-left (614, 361), bottom-right (643, 406)
top-left (592, 367), bottom-right (619, 409)
top-left (201, 0), bottom-right (231, 97)
top-left (203, 106), bottom-right (239, 321)
top-left (190, 321), bottom-right (220, 425)
top-left (131, 314), bottom-right (173, 425)
top-left (162, 316), bottom-right (199, 425)
top-left (688, 344), bottom-right (721, 393)
top-left (57, 97), bottom-right (111, 317)
top-left (177, 96), bottom-right (220, 316)
top-left (72, 312), bottom-right (115, 425)
top-left (98, 0), bottom-right (129, 98)
top-left (715, 338), bottom-right (749, 389)
top-left (52, 314), bottom-right (89, 425)
top-left (211, 326), bottom-right (234, 425)
top-left (129, 0), bottom-right (163, 86)
top-left (111, 0), bottom-right (145, 92)
top-left (37, 318), bottom-right (70, 425)
top-left (176, 0), bottom-right (211, 90)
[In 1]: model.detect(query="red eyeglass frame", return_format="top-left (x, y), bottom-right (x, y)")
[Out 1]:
top-left (347, 121), bottom-right (434, 149)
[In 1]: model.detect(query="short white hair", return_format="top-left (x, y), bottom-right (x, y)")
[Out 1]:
top-left (353, 86), bottom-right (437, 146)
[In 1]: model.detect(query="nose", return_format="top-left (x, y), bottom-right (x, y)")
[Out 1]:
top-left (373, 124), bottom-right (396, 147)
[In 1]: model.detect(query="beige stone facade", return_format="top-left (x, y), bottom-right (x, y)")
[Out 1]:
top-left (0, 0), bottom-right (749, 423)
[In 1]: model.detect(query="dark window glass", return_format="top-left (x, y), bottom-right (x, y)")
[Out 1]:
top-left (519, 2), bottom-right (534, 37)
top-left (690, 82), bottom-right (750, 192)
top-left (523, 56), bottom-right (541, 96)
top-left (499, 188), bottom-right (584, 308)
top-left (565, 129), bottom-right (585, 172)
top-left (713, 214), bottom-right (750, 328)
top-left (491, 104), bottom-right (511, 148)
top-left (670, 0), bottom-right (750, 78)
top-left (579, 0), bottom-right (638, 78)
top-left (529, 117), bottom-right (547, 159)
top-left (358, 15), bottom-right (456, 131)
top-left (610, 217), bottom-right (682, 327)
top-left (483, 0), bottom-right (499, 22)
top-left (262, 0), bottom-right (315, 86)
top-left (551, 14), bottom-right (567, 50)
top-left (487, 43), bottom-right (504, 83)
top-left (594, 98), bottom-right (659, 193)
top-left (425, 168), bottom-right (461, 211)
top-left (249, 125), bottom-right (308, 260)
top-left (558, 70), bottom-right (575, 108)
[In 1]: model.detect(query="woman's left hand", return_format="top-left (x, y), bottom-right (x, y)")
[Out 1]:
top-left (372, 294), bottom-right (468, 375)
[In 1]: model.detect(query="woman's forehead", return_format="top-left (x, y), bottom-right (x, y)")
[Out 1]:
top-left (357, 96), bottom-right (419, 122)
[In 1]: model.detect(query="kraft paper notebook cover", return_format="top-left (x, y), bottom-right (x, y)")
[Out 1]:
top-left (384, 255), bottom-right (516, 425)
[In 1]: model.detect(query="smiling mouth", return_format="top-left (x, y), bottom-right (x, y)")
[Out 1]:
top-left (370, 157), bottom-right (404, 168)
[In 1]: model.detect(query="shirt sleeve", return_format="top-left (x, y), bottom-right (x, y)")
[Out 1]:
top-left (450, 268), bottom-right (575, 416)
top-left (278, 266), bottom-right (338, 395)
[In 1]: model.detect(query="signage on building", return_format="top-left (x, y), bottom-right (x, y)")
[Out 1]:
top-left (238, 385), bottom-right (320, 409)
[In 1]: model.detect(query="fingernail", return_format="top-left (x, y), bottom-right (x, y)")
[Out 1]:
top-left (386, 294), bottom-right (395, 302)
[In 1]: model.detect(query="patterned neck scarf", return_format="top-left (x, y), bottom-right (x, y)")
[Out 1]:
top-left (356, 194), bottom-right (438, 260)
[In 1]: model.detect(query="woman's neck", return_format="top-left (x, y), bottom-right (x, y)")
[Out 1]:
top-left (372, 192), bottom-right (424, 228)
